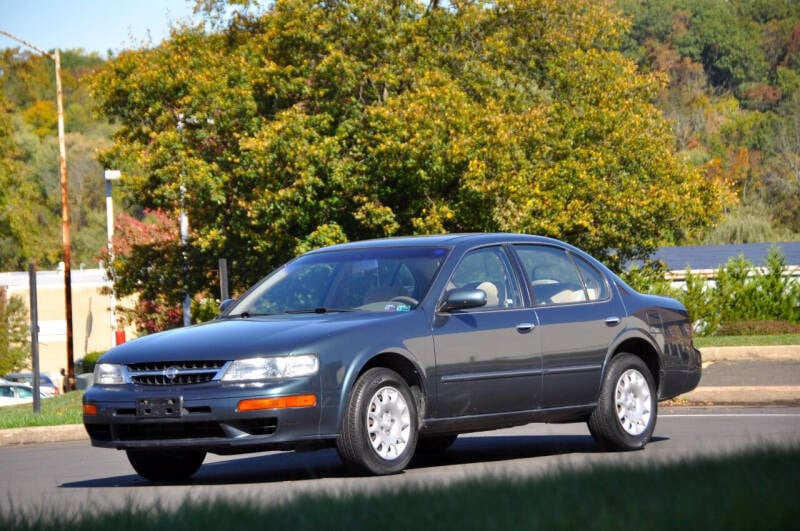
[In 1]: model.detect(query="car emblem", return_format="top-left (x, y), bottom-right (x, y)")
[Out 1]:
top-left (163, 366), bottom-right (180, 381)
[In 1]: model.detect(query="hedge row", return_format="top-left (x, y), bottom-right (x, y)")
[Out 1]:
top-left (624, 247), bottom-right (800, 336)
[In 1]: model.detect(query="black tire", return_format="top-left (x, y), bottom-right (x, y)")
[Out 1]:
top-left (416, 434), bottom-right (458, 454)
top-left (336, 367), bottom-right (418, 475)
top-left (587, 353), bottom-right (657, 451)
top-left (126, 449), bottom-right (206, 482)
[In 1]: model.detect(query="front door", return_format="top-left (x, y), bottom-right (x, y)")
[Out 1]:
top-left (431, 245), bottom-right (541, 418)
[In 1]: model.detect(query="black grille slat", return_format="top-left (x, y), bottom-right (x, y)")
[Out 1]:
top-left (127, 360), bottom-right (226, 386)
top-left (116, 422), bottom-right (226, 440)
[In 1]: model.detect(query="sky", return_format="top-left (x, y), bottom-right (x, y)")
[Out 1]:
top-left (0, 0), bottom-right (197, 56)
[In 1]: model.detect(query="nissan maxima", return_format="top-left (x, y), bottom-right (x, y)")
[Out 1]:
top-left (83, 233), bottom-right (701, 481)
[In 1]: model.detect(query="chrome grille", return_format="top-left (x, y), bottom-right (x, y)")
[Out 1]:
top-left (127, 360), bottom-right (227, 386)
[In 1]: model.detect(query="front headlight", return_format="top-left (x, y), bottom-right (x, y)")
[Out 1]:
top-left (221, 354), bottom-right (319, 382)
top-left (94, 363), bottom-right (128, 385)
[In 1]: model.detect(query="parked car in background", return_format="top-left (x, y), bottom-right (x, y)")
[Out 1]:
top-left (84, 233), bottom-right (702, 482)
top-left (4, 372), bottom-right (60, 397)
top-left (0, 379), bottom-right (46, 407)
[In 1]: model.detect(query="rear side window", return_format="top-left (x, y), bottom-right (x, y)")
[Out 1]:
top-left (574, 256), bottom-right (609, 301)
top-left (513, 245), bottom-right (606, 306)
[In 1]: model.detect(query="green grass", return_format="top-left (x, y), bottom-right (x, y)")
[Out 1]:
top-left (694, 333), bottom-right (800, 348)
top-left (0, 390), bottom-right (83, 429)
top-left (2, 447), bottom-right (798, 530)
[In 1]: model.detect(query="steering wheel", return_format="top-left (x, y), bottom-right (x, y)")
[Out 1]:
top-left (389, 295), bottom-right (418, 306)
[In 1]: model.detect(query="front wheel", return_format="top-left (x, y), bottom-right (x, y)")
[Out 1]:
top-left (587, 354), bottom-right (657, 451)
top-left (337, 368), bottom-right (418, 475)
top-left (126, 449), bottom-right (206, 482)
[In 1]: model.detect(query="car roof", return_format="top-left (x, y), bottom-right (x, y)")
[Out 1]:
top-left (4, 372), bottom-right (53, 381)
top-left (306, 233), bottom-right (567, 253)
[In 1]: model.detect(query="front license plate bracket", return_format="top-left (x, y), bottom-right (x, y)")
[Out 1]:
top-left (136, 397), bottom-right (183, 418)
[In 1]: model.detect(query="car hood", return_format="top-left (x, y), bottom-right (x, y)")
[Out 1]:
top-left (99, 312), bottom-right (411, 364)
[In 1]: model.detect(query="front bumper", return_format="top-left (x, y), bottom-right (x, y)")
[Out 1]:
top-left (83, 378), bottom-right (329, 454)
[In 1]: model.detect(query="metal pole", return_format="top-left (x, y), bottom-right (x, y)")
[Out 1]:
top-left (219, 258), bottom-right (229, 301)
top-left (180, 184), bottom-right (191, 326)
top-left (28, 264), bottom-right (41, 413)
top-left (104, 170), bottom-right (120, 346)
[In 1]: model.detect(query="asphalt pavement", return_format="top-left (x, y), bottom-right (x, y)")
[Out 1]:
top-left (1, 345), bottom-right (798, 447)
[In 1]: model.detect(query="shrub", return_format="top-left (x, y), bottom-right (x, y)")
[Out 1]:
top-left (714, 320), bottom-right (800, 336)
top-left (0, 287), bottom-right (29, 375)
top-left (78, 351), bottom-right (104, 374)
top-left (634, 246), bottom-right (800, 336)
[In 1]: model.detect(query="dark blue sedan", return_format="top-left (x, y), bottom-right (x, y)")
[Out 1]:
top-left (83, 233), bottom-right (701, 481)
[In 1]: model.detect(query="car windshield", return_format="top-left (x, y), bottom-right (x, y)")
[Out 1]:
top-left (230, 246), bottom-right (449, 315)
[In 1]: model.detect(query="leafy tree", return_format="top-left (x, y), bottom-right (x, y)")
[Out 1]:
top-left (0, 287), bottom-right (29, 375)
top-left (0, 48), bottom-right (112, 270)
top-left (92, 0), bottom-right (724, 321)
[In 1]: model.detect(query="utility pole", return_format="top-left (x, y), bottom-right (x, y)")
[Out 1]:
top-left (1, 29), bottom-right (76, 390)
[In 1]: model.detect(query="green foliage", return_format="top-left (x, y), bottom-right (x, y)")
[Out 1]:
top-left (620, 259), bottom-right (677, 297)
top-left (715, 320), bottom-right (800, 336)
top-left (0, 48), bottom-right (114, 270)
top-left (702, 208), bottom-right (791, 244)
top-left (0, 287), bottom-right (30, 375)
top-left (92, 0), bottom-right (722, 319)
top-left (78, 351), bottom-right (103, 374)
top-left (670, 247), bottom-right (800, 335)
top-left (618, 0), bottom-right (800, 241)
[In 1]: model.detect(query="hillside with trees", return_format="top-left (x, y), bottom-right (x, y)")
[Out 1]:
top-left (619, 0), bottom-right (800, 243)
top-left (1, 0), bottom-right (799, 333)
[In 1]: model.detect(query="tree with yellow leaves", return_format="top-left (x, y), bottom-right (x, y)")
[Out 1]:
top-left (94, 0), bottom-right (726, 322)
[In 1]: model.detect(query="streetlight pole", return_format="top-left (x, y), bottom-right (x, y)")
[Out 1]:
top-left (0, 29), bottom-right (76, 390)
top-left (104, 170), bottom-right (121, 346)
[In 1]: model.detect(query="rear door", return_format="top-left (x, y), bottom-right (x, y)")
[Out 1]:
top-left (512, 244), bottom-right (625, 408)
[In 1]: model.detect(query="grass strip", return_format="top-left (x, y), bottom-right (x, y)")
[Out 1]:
top-left (0, 391), bottom-right (83, 429)
top-left (2, 446), bottom-right (798, 530)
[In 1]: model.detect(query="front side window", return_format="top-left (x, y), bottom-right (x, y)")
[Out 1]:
top-left (231, 247), bottom-right (449, 315)
top-left (447, 246), bottom-right (522, 309)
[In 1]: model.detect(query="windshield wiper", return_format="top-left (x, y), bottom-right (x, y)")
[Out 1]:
top-left (227, 311), bottom-right (277, 318)
top-left (285, 307), bottom-right (356, 314)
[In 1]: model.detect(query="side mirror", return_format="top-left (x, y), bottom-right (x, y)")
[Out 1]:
top-left (438, 288), bottom-right (487, 312)
top-left (219, 298), bottom-right (236, 315)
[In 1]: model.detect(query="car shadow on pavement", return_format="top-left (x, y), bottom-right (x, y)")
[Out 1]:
top-left (60, 434), bottom-right (668, 488)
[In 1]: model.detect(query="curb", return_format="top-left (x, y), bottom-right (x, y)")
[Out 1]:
top-left (0, 424), bottom-right (88, 447)
top-left (700, 345), bottom-right (800, 361)
top-left (681, 385), bottom-right (800, 405)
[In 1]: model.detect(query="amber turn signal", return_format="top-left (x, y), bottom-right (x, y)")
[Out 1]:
top-left (83, 404), bottom-right (98, 416)
top-left (237, 394), bottom-right (317, 412)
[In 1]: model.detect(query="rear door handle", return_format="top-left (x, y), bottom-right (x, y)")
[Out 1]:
top-left (604, 316), bottom-right (621, 326)
top-left (517, 323), bottom-right (535, 332)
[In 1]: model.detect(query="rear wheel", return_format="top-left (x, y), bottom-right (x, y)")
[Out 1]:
top-left (337, 368), bottom-right (418, 475)
top-left (126, 449), bottom-right (206, 482)
top-left (587, 354), bottom-right (657, 451)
